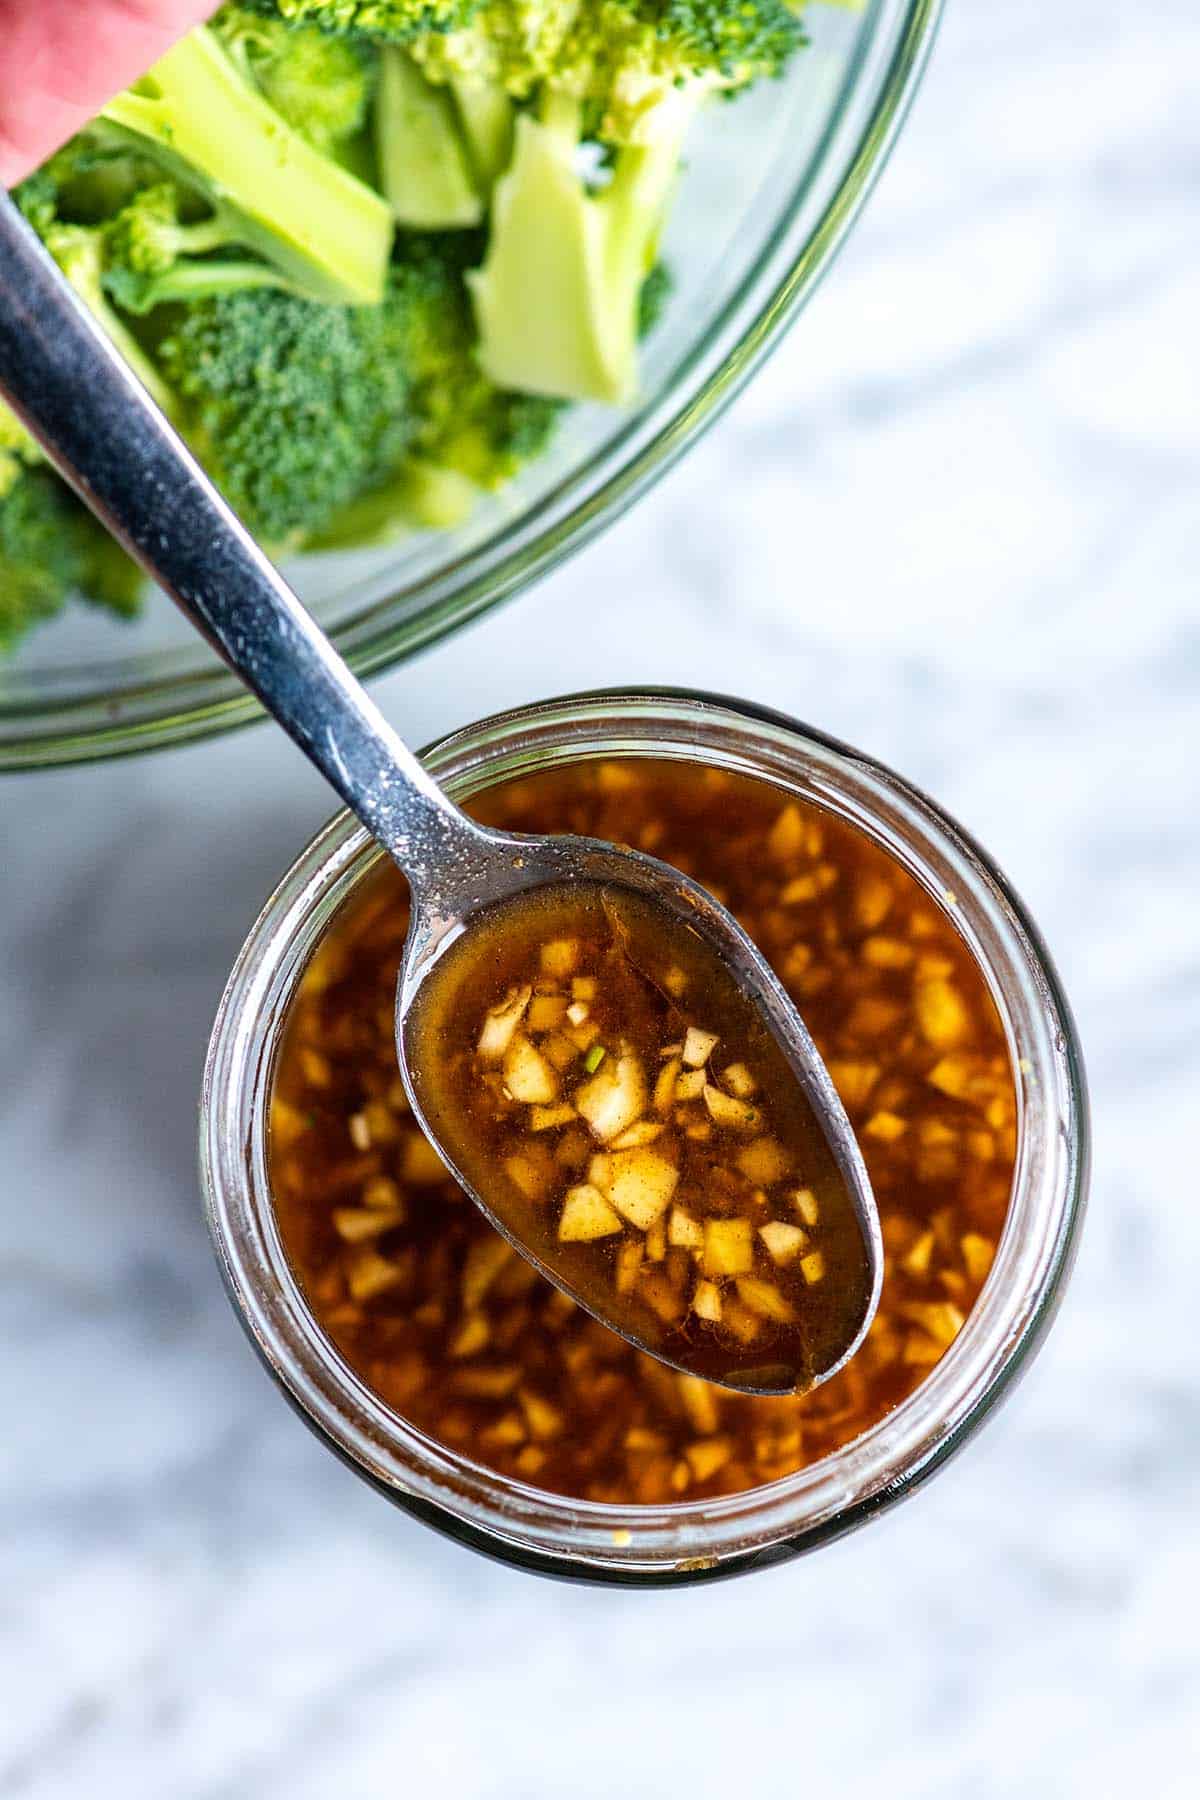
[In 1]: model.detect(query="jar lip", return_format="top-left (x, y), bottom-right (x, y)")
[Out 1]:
top-left (202, 688), bottom-right (1089, 1579)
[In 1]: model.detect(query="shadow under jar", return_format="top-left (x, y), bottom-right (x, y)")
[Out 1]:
top-left (201, 691), bottom-right (1088, 1586)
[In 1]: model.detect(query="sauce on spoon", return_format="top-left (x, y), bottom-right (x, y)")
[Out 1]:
top-left (405, 883), bottom-right (875, 1393)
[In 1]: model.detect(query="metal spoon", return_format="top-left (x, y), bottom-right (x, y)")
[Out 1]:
top-left (0, 191), bottom-right (882, 1394)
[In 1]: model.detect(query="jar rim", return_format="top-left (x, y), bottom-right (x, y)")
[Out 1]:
top-left (201, 689), bottom-right (1088, 1584)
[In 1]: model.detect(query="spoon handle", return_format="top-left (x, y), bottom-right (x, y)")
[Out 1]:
top-left (0, 190), bottom-right (483, 891)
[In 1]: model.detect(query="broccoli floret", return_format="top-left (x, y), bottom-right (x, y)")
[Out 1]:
top-left (0, 469), bottom-right (141, 653)
top-left (422, 0), bottom-right (804, 400)
top-left (98, 25), bottom-right (393, 306)
top-left (212, 4), bottom-right (378, 149)
top-left (409, 0), bottom-right (805, 142)
top-left (0, 404), bottom-right (44, 501)
top-left (101, 183), bottom-right (307, 314)
top-left (385, 231), bottom-right (562, 484)
top-left (234, 0), bottom-right (478, 40)
top-left (155, 286), bottom-right (417, 545)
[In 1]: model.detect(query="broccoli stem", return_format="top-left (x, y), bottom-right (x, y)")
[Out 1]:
top-left (469, 89), bottom-right (697, 405)
top-left (47, 227), bottom-right (178, 416)
top-left (374, 49), bottom-right (482, 229)
top-left (448, 77), bottom-right (515, 191)
top-left (100, 26), bottom-right (393, 306)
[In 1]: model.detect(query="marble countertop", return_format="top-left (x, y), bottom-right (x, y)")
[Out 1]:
top-left (3, 1), bottom-right (1198, 1793)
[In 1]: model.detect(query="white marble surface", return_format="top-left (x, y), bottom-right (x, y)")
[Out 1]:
top-left (3, 0), bottom-right (1199, 1792)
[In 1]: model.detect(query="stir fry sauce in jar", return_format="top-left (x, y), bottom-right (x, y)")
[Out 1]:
top-left (269, 760), bottom-right (1018, 1505)
top-left (406, 884), bottom-right (874, 1392)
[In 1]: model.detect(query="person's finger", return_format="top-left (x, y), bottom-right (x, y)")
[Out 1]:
top-left (0, 0), bottom-right (217, 187)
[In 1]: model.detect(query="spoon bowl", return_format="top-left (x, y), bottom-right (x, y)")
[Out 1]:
top-left (0, 188), bottom-right (881, 1395)
top-left (393, 816), bottom-right (883, 1394)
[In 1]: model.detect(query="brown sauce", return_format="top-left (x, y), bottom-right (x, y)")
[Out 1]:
top-left (269, 758), bottom-right (1017, 1505)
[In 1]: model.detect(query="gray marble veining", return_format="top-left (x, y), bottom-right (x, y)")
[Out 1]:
top-left (3, 0), bottom-right (1199, 1793)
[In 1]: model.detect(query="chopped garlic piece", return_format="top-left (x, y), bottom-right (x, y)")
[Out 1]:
top-left (864, 1109), bottom-right (908, 1142)
top-left (899, 1300), bottom-right (965, 1348)
top-left (685, 1437), bottom-right (733, 1481)
top-left (362, 1175), bottom-right (404, 1212)
top-left (759, 1220), bottom-right (807, 1264)
top-left (477, 984), bottom-right (532, 1060)
top-left (691, 1279), bottom-right (723, 1322)
top-left (799, 1250), bottom-right (826, 1285)
top-left (566, 1001), bottom-right (590, 1027)
top-left (602, 1147), bottom-right (680, 1229)
top-left (571, 976), bottom-right (596, 1002)
top-left (576, 1051), bottom-right (646, 1142)
top-left (529, 1101), bottom-right (576, 1131)
top-left (677, 1372), bottom-right (720, 1432)
top-left (333, 1207), bottom-right (406, 1243)
top-left (736, 1277), bottom-right (797, 1323)
top-left (791, 1187), bottom-right (820, 1227)
top-left (736, 1136), bottom-right (791, 1185)
top-left (610, 1118), bottom-right (664, 1150)
top-left (645, 1217), bottom-right (667, 1261)
top-left (527, 993), bottom-right (568, 1032)
top-left (722, 1062), bottom-right (758, 1099)
top-left (668, 1207), bottom-right (703, 1251)
top-left (915, 977), bottom-right (971, 1048)
top-left (449, 1311), bottom-right (490, 1357)
top-left (703, 1217), bottom-right (754, 1276)
top-left (539, 940), bottom-right (579, 978)
top-left (504, 1152), bottom-right (550, 1200)
top-left (653, 1056), bottom-right (681, 1115)
top-left (682, 1027), bottom-right (719, 1068)
top-left (460, 1236), bottom-right (514, 1310)
top-left (702, 1084), bottom-right (760, 1131)
top-left (519, 1389), bottom-right (564, 1439)
top-left (961, 1232), bottom-right (996, 1282)
top-left (674, 1069), bottom-right (706, 1102)
top-left (502, 1035), bottom-right (560, 1104)
top-left (766, 802), bottom-right (805, 861)
top-left (559, 1184), bottom-right (623, 1241)
top-left (402, 1135), bottom-right (450, 1185)
top-left (900, 1229), bottom-right (935, 1276)
top-left (346, 1248), bottom-right (402, 1302)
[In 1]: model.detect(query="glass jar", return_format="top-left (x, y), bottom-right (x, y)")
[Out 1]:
top-left (201, 690), bottom-right (1088, 1586)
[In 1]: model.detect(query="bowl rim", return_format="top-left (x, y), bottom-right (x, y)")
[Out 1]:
top-left (0, 0), bottom-right (944, 772)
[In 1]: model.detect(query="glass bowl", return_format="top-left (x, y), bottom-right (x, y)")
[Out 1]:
top-left (0, 0), bottom-right (941, 771)
top-left (202, 689), bottom-right (1089, 1586)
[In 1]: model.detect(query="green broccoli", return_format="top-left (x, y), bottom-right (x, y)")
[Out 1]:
top-left (212, 4), bottom-right (378, 150)
top-left (0, 405), bottom-right (44, 501)
top-left (408, 0), bottom-right (805, 140)
top-left (0, 468), bottom-right (141, 653)
top-left (313, 230), bottom-right (563, 542)
top-left (100, 184), bottom-right (304, 315)
top-left (233, 0), bottom-right (478, 41)
top-left (98, 24), bottom-right (393, 306)
top-left (155, 283), bottom-right (418, 545)
top-left (416, 0), bottom-right (805, 401)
